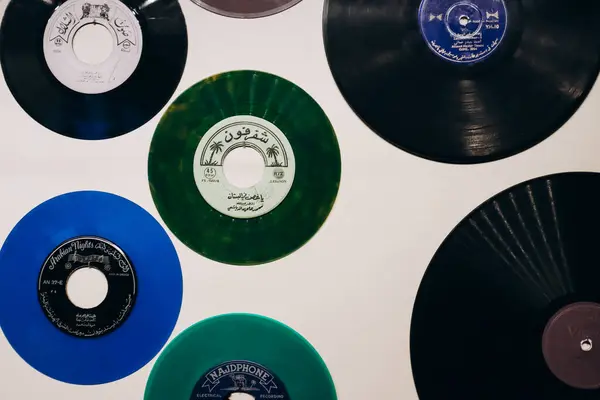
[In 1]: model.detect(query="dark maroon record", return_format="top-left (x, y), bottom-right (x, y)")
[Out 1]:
top-left (190, 0), bottom-right (302, 18)
top-left (542, 302), bottom-right (600, 390)
top-left (410, 172), bottom-right (600, 399)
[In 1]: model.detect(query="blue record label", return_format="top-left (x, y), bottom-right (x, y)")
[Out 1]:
top-left (191, 360), bottom-right (289, 399)
top-left (418, 0), bottom-right (507, 64)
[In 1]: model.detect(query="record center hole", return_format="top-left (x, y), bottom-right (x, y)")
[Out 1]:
top-left (223, 147), bottom-right (265, 188)
top-left (72, 23), bottom-right (113, 65)
top-left (66, 267), bottom-right (108, 309)
top-left (227, 394), bottom-right (256, 400)
top-left (581, 338), bottom-right (593, 352)
top-left (459, 15), bottom-right (470, 26)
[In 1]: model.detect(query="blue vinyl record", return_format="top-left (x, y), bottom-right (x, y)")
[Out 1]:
top-left (0, 191), bottom-right (183, 385)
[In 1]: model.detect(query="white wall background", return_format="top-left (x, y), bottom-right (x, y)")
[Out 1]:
top-left (1, 0), bottom-right (600, 398)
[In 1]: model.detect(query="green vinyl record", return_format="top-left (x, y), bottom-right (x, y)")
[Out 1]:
top-left (144, 313), bottom-right (338, 400)
top-left (148, 70), bottom-right (341, 265)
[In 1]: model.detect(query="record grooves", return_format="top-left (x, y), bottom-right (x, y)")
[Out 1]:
top-left (410, 172), bottom-right (600, 399)
top-left (0, 191), bottom-right (183, 385)
top-left (0, 0), bottom-right (188, 140)
top-left (191, 0), bottom-right (302, 18)
top-left (148, 70), bottom-right (341, 265)
top-left (144, 313), bottom-right (337, 400)
top-left (323, 0), bottom-right (600, 163)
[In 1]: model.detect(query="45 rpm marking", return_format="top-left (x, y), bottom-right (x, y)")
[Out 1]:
top-left (193, 115), bottom-right (296, 219)
top-left (148, 70), bottom-right (341, 265)
top-left (38, 236), bottom-right (136, 338)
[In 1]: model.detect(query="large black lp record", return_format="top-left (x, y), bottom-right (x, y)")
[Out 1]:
top-left (323, 0), bottom-right (600, 163)
top-left (410, 173), bottom-right (600, 399)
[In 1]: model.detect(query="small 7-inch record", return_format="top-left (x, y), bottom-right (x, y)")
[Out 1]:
top-left (411, 172), bottom-right (600, 399)
top-left (0, 191), bottom-right (183, 385)
top-left (0, 0), bottom-right (187, 140)
top-left (148, 70), bottom-right (341, 265)
top-left (323, 0), bottom-right (600, 163)
top-left (190, 0), bottom-right (302, 18)
top-left (144, 313), bottom-right (338, 400)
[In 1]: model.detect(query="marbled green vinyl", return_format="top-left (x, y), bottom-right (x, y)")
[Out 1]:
top-left (148, 70), bottom-right (341, 265)
top-left (144, 313), bottom-right (338, 400)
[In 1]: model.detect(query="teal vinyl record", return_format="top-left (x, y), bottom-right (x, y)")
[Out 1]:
top-left (148, 70), bottom-right (341, 266)
top-left (144, 313), bottom-right (337, 400)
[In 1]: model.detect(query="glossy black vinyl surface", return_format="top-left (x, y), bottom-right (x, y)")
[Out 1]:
top-left (0, 0), bottom-right (188, 140)
top-left (323, 0), bottom-right (600, 163)
top-left (411, 172), bottom-right (600, 398)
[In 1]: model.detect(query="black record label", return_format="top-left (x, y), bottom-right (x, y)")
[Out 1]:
top-left (191, 360), bottom-right (289, 399)
top-left (37, 236), bottom-right (136, 338)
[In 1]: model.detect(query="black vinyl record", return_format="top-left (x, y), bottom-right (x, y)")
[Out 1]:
top-left (323, 0), bottom-right (600, 163)
top-left (410, 172), bottom-right (600, 399)
top-left (0, 0), bottom-right (187, 140)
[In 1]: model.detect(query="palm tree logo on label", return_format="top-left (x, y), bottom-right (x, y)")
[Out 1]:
top-left (193, 115), bottom-right (296, 219)
top-left (266, 144), bottom-right (281, 166)
top-left (205, 140), bottom-right (224, 166)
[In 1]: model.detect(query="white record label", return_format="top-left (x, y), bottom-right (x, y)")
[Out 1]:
top-left (193, 115), bottom-right (296, 219)
top-left (43, 0), bottom-right (143, 95)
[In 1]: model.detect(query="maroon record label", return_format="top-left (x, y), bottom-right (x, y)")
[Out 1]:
top-left (191, 0), bottom-right (301, 18)
top-left (542, 302), bottom-right (600, 389)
